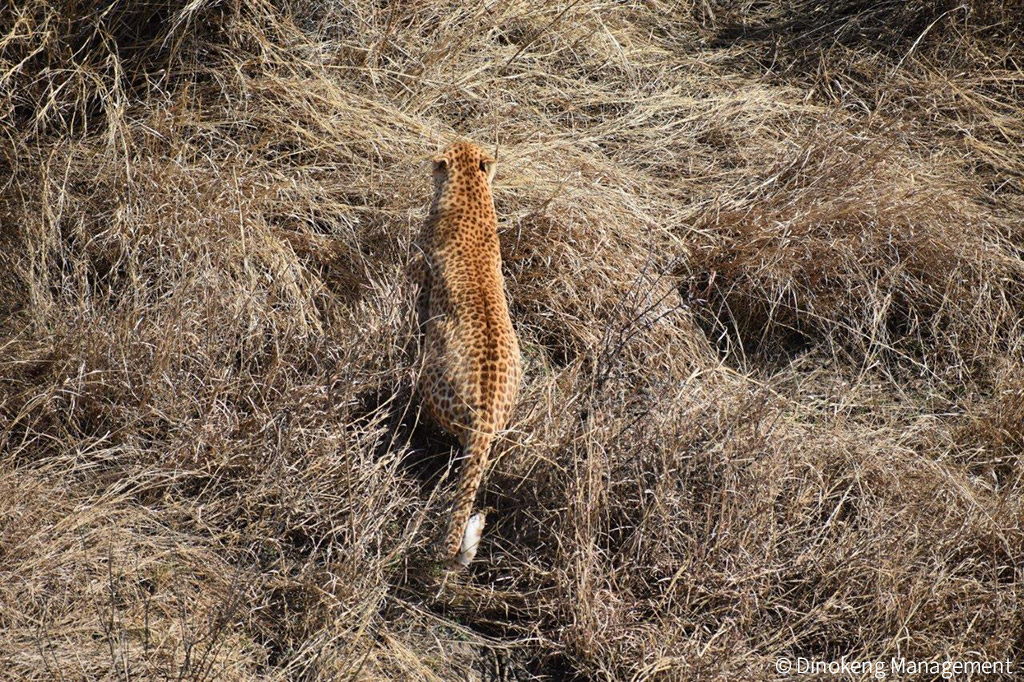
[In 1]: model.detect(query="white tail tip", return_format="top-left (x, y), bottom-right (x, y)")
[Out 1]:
top-left (454, 512), bottom-right (487, 568)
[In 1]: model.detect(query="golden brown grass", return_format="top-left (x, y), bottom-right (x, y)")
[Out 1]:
top-left (2, 0), bottom-right (1022, 679)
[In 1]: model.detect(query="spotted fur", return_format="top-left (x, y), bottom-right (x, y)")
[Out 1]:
top-left (415, 140), bottom-right (522, 569)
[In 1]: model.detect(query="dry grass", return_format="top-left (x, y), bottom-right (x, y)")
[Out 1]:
top-left (2, 0), bottom-right (1023, 679)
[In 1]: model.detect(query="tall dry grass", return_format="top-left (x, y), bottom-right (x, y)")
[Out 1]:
top-left (2, 0), bottom-right (1022, 679)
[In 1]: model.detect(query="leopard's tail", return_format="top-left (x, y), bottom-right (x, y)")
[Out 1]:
top-left (445, 429), bottom-right (494, 568)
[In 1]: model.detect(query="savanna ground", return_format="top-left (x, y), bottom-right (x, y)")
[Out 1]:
top-left (2, 1), bottom-right (1023, 679)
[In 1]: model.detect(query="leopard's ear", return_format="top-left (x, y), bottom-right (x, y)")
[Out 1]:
top-left (432, 154), bottom-right (449, 174)
top-left (478, 155), bottom-right (496, 184)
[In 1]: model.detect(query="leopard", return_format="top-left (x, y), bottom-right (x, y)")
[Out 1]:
top-left (414, 139), bottom-right (522, 570)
